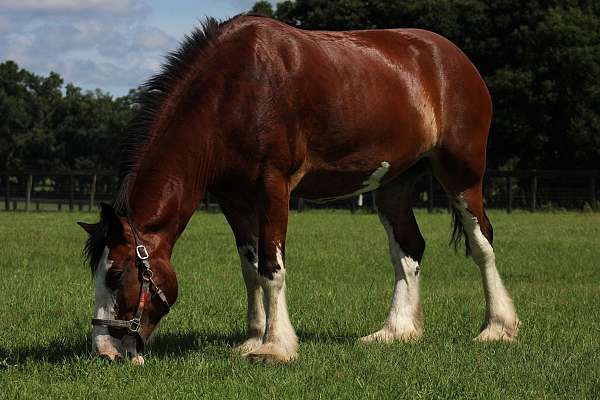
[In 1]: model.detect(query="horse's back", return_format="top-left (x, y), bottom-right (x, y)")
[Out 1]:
top-left (219, 17), bottom-right (492, 198)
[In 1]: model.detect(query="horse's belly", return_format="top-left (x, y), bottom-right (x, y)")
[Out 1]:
top-left (292, 161), bottom-right (402, 201)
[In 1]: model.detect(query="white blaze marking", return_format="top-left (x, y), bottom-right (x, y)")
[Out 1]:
top-left (92, 247), bottom-right (121, 357)
top-left (315, 161), bottom-right (391, 202)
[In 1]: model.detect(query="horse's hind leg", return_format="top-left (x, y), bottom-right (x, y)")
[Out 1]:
top-left (433, 153), bottom-right (520, 341)
top-left (361, 179), bottom-right (425, 343)
top-left (219, 197), bottom-right (266, 354)
top-left (452, 186), bottom-right (519, 341)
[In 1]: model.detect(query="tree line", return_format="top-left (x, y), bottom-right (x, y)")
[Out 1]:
top-left (0, 60), bottom-right (135, 171)
top-left (1, 0), bottom-right (599, 172)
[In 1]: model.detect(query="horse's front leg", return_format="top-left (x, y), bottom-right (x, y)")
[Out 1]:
top-left (246, 170), bottom-right (298, 363)
top-left (235, 242), bottom-right (267, 353)
top-left (219, 198), bottom-right (266, 354)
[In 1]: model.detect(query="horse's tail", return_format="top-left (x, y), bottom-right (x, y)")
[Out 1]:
top-left (450, 204), bottom-right (471, 256)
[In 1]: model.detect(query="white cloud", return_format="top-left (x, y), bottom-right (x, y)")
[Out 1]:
top-left (134, 26), bottom-right (172, 50)
top-left (0, 15), bottom-right (12, 33)
top-left (0, 0), bottom-right (177, 95)
top-left (58, 58), bottom-right (152, 88)
top-left (0, 0), bottom-right (274, 95)
top-left (0, 0), bottom-right (150, 16)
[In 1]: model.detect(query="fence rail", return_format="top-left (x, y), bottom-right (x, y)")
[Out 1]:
top-left (1, 170), bottom-right (598, 213)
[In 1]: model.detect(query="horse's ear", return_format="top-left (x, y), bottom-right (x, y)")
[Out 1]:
top-left (99, 202), bottom-right (118, 223)
top-left (77, 222), bottom-right (97, 235)
top-left (99, 202), bottom-right (125, 241)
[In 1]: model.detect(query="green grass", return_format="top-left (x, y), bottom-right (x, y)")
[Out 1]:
top-left (1, 210), bottom-right (599, 399)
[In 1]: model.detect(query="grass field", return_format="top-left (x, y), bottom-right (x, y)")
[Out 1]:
top-left (0, 210), bottom-right (599, 399)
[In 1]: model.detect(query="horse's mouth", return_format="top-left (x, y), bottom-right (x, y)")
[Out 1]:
top-left (99, 351), bottom-right (123, 362)
top-left (94, 330), bottom-right (145, 364)
top-left (94, 337), bottom-right (122, 361)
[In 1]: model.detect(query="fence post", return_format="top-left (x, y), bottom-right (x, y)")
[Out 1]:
top-left (69, 174), bottom-right (75, 212)
top-left (428, 174), bottom-right (434, 213)
top-left (90, 174), bottom-right (97, 211)
top-left (4, 174), bottom-right (9, 211)
top-left (590, 175), bottom-right (597, 210)
top-left (204, 192), bottom-right (211, 211)
top-left (25, 174), bottom-right (33, 211)
top-left (506, 176), bottom-right (513, 213)
top-left (371, 191), bottom-right (377, 213)
top-left (531, 175), bottom-right (538, 211)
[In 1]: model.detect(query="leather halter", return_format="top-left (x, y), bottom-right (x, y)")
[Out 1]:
top-left (91, 222), bottom-right (170, 347)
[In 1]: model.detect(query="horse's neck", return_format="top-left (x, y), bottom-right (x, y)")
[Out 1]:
top-left (125, 125), bottom-right (213, 258)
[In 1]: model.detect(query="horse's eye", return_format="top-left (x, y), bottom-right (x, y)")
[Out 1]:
top-left (105, 267), bottom-right (123, 290)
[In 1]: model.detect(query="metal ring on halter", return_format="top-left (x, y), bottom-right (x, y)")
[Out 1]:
top-left (142, 268), bottom-right (153, 280)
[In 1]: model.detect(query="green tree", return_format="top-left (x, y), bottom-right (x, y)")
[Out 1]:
top-left (53, 85), bottom-right (133, 170)
top-left (0, 61), bottom-right (133, 171)
top-left (251, 0), bottom-right (274, 17)
top-left (0, 61), bottom-right (32, 169)
top-left (0, 61), bottom-right (63, 170)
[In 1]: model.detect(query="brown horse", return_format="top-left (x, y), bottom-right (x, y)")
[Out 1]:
top-left (78, 15), bottom-right (519, 364)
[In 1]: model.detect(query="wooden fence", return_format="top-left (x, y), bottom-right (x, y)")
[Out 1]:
top-left (1, 170), bottom-right (598, 213)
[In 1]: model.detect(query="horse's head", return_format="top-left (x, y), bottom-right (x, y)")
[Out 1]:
top-left (78, 203), bottom-right (177, 363)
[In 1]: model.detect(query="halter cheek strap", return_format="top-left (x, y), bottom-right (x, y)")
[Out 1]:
top-left (91, 242), bottom-right (171, 344)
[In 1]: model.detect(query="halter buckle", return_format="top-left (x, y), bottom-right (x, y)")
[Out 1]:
top-left (129, 318), bottom-right (141, 333)
top-left (136, 245), bottom-right (149, 260)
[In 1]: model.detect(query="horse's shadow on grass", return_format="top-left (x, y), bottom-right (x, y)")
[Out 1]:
top-left (0, 329), bottom-right (355, 365)
top-left (147, 328), bottom-right (355, 359)
top-left (0, 336), bottom-right (91, 366)
top-left (0, 331), bottom-right (239, 365)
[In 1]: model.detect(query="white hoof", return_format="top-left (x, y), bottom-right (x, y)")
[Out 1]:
top-left (243, 342), bottom-right (298, 363)
top-left (360, 325), bottom-right (421, 343)
top-left (474, 319), bottom-right (520, 342)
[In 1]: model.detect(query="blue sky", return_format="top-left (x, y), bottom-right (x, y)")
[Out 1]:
top-left (0, 0), bottom-right (275, 96)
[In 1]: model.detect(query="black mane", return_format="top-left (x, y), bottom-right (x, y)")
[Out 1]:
top-left (85, 14), bottom-right (272, 273)
top-left (113, 16), bottom-right (231, 215)
top-left (84, 221), bottom-right (110, 274)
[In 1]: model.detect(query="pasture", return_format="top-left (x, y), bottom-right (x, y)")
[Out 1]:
top-left (0, 210), bottom-right (599, 399)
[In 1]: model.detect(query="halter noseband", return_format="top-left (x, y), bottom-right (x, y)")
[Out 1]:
top-left (91, 222), bottom-right (171, 347)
